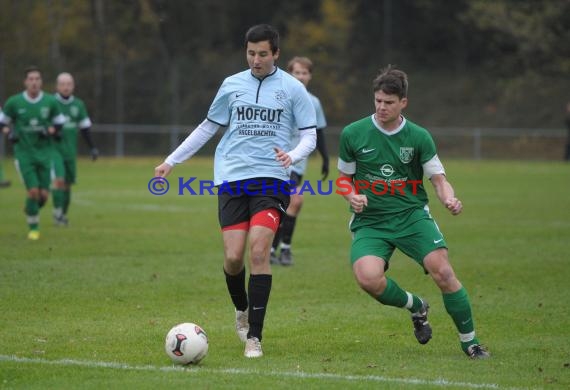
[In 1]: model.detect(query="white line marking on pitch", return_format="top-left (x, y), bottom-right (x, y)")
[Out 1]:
top-left (0, 355), bottom-right (524, 389)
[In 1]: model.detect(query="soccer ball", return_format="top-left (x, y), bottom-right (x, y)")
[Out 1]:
top-left (165, 322), bottom-right (209, 365)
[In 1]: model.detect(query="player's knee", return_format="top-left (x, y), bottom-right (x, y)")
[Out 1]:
top-left (433, 264), bottom-right (455, 282)
top-left (428, 263), bottom-right (458, 290)
top-left (354, 270), bottom-right (384, 295)
top-left (53, 178), bottom-right (65, 189)
top-left (224, 252), bottom-right (244, 272)
top-left (355, 276), bottom-right (374, 293)
top-left (248, 241), bottom-right (269, 267)
top-left (224, 244), bottom-right (244, 267)
top-left (27, 188), bottom-right (40, 199)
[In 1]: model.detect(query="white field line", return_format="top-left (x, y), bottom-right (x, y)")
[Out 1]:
top-left (0, 354), bottom-right (526, 389)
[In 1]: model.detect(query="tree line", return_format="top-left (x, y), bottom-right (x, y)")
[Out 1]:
top-left (0, 0), bottom-right (568, 128)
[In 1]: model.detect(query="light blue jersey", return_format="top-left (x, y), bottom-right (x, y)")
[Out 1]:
top-left (291, 91), bottom-right (326, 175)
top-left (207, 67), bottom-right (316, 185)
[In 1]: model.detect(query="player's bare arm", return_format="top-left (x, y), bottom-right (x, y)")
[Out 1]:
top-left (430, 173), bottom-right (462, 215)
top-left (338, 171), bottom-right (368, 213)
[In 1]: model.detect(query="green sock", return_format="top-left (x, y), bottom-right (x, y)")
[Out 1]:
top-left (25, 198), bottom-right (40, 230)
top-left (63, 189), bottom-right (71, 214)
top-left (377, 278), bottom-right (422, 312)
top-left (52, 188), bottom-right (65, 216)
top-left (443, 286), bottom-right (479, 351)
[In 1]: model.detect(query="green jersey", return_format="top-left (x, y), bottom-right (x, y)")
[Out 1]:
top-left (338, 115), bottom-right (441, 230)
top-left (55, 93), bottom-right (92, 159)
top-left (0, 91), bottom-right (65, 156)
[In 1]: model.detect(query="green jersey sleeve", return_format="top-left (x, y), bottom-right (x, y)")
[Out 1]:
top-left (418, 128), bottom-right (437, 165)
top-left (49, 95), bottom-right (65, 126)
top-left (339, 127), bottom-right (355, 163)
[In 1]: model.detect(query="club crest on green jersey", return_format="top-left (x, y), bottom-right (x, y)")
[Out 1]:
top-left (399, 147), bottom-right (414, 163)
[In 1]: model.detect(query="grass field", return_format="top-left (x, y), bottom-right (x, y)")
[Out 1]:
top-left (0, 157), bottom-right (569, 389)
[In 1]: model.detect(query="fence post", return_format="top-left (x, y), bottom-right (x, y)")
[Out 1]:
top-left (473, 128), bottom-right (481, 160)
top-left (116, 126), bottom-right (124, 157)
top-left (170, 127), bottom-right (179, 152)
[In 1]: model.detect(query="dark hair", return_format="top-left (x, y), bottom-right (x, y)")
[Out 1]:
top-left (244, 24), bottom-right (279, 54)
top-left (24, 66), bottom-right (41, 78)
top-left (287, 56), bottom-right (313, 73)
top-left (373, 65), bottom-right (408, 99)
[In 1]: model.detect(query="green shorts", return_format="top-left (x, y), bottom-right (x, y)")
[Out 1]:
top-left (51, 151), bottom-right (65, 180)
top-left (15, 153), bottom-right (52, 190)
top-left (62, 158), bottom-right (77, 184)
top-left (51, 153), bottom-right (77, 184)
top-left (350, 207), bottom-right (447, 267)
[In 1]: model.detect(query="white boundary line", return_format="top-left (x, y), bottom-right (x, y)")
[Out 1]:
top-left (0, 354), bottom-right (526, 389)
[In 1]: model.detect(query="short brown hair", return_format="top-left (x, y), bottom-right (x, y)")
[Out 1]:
top-left (24, 66), bottom-right (41, 78)
top-left (373, 65), bottom-right (408, 99)
top-left (287, 56), bottom-right (313, 73)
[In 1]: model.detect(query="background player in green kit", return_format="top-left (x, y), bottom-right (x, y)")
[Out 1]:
top-left (0, 106), bottom-right (11, 188)
top-left (0, 66), bottom-right (65, 240)
top-left (52, 72), bottom-right (98, 226)
top-left (337, 65), bottom-right (489, 359)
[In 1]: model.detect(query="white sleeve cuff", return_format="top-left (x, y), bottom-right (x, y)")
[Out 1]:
top-left (423, 154), bottom-right (445, 178)
top-left (337, 158), bottom-right (356, 175)
top-left (165, 119), bottom-right (219, 166)
top-left (79, 117), bottom-right (92, 129)
top-left (288, 128), bottom-right (316, 164)
top-left (0, 112), bottom-right (11, 124)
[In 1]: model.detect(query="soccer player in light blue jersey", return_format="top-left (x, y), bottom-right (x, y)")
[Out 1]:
top-left (154, 24), bottom-right (316, 358)
top-left (271, 56), bottom-right (329, 266)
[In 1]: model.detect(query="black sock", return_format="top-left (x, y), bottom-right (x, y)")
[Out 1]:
top-left (247, 274), bottom-right (272, 341)
top-left (281, 215), bottom-right (297, 245)
top-left (224, 267), bottom-right (248, 311)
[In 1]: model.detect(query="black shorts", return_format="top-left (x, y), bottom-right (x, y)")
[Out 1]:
top-left (289, 171), bottom-right (303, 187)
top-left (217, 178), bottom-right (290, 228)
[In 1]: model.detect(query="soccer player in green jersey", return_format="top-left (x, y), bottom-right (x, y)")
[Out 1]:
top-left (337, 65), bottom-right (489, 359)
top-left (52, 72), bottom-right (98, 226)
top-left (0, 66), bottom-right (66, 240)
top-left (0, 106), bottom-right (11, 188)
